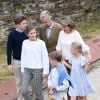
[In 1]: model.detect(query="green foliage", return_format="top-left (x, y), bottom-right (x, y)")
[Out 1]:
top-left (76, 18), bottom-right (100, 41)
top-left (0, 42), bottom-right (13, 84)
top-left (83, 4), bottom-right (92, 13)
top-left (0, 45), bottom-right (6, 68)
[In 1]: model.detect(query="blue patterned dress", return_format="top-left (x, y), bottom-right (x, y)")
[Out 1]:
top-left (69, 55), bottom-right (95, 96)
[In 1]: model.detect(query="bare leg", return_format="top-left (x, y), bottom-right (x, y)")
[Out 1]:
top-left (79, 96), bottom-right (87, 100)
top-left (76, 96), bottom-right (79, 100)
top-left (83, 96), bottom-right (87, 100)
top-left (70, 96), bottom-right (76, 100)
top-left (67, 94), bottom-right (70, 100)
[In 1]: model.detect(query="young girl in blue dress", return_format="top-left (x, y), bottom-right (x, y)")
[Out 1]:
top-left (68, 42), bottom-right (95, 100)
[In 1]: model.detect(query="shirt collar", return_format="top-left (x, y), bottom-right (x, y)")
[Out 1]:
top-left (49, 22), bottom-right (54, 28)
top-left (47, 22), bottom-right (54, 29)
top-left (15, 27), bottom-right (24, 33)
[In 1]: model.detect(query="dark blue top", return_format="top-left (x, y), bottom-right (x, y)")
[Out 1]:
top-left (7, 29), bottom-right (28, 65)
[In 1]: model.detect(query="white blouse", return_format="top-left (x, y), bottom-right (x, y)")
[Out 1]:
top-left (21, 38), bottom-right (49, 75)
top-left (56, 30), bottom-right (89, 60)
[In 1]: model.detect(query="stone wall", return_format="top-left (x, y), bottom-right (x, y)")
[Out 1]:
top-left (0, 0), bottom-right (100, 42)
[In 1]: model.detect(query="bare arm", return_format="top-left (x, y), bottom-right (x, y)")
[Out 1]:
top-left (55, 79), bottom-right (69, 92)
top-left (83, 51), bottom-right (91, 63)
top-left (84, 62), bottom-right (90, 73)
top-left (62, 60), bottom-right (72, 70)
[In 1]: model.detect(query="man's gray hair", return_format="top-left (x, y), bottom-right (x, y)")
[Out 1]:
top-left (40, 10), bottom-right (52, 20)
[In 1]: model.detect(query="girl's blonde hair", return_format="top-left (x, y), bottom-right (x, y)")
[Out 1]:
top-left (71, 42), bottom-right (82, 53)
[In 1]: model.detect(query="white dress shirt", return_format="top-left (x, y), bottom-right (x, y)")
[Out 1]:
top-left (21, 38), bottom-right (49, 75)
top-left (45, 23), bottom-right (53, 39)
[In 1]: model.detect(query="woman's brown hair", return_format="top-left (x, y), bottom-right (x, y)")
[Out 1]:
top-left (60, 17), bottom-right (75, 31)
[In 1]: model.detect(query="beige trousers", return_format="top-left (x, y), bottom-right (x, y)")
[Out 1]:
top-left (13, 59), bottom-right (24, 100)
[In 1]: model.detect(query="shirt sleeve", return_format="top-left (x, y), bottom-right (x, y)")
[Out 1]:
top-left (75, 31), bottom-right (90, 51)
top-left (56, 31), bottom-right (62, 51)
top-left (56, 79), bottom-right (69, 92)
top-left (81, 57), bottom-right (88, 67)
top-left (21, 41), bottom-right (26, 73)
top-left (48, 68), bottom-right (58, 88)
top-left (7, 33), bottom-right (14, 65)
top-left (41, 42), bottom-right (49, 75)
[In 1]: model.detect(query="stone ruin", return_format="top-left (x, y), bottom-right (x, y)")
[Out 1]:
top-left (0, 0), bottom-right (100, 42)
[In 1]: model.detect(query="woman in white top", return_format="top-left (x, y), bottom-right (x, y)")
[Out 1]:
top-left (56, 17), bottom-right (91, 73)
top-left (21, 25), bottom-right (49, 100)
top-left (56, 17), bottom-right (91, 100)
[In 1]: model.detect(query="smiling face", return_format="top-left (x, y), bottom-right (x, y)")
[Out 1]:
top-left (27, 29), bottom-right (37, 41)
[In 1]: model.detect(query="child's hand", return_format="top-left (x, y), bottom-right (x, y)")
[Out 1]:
top-left (49, 89), bottom-right (54, 95)
top-left (49, 94), bottom-right (54, 100)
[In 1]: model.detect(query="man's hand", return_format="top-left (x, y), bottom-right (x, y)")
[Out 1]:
top-left (8, 65), bottom-right (13, 72)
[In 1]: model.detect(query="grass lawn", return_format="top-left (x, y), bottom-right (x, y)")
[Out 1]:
top-left (0, 17), bottom-right (100, 84)
top-left (0, 43), bottom-right (14, 84)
